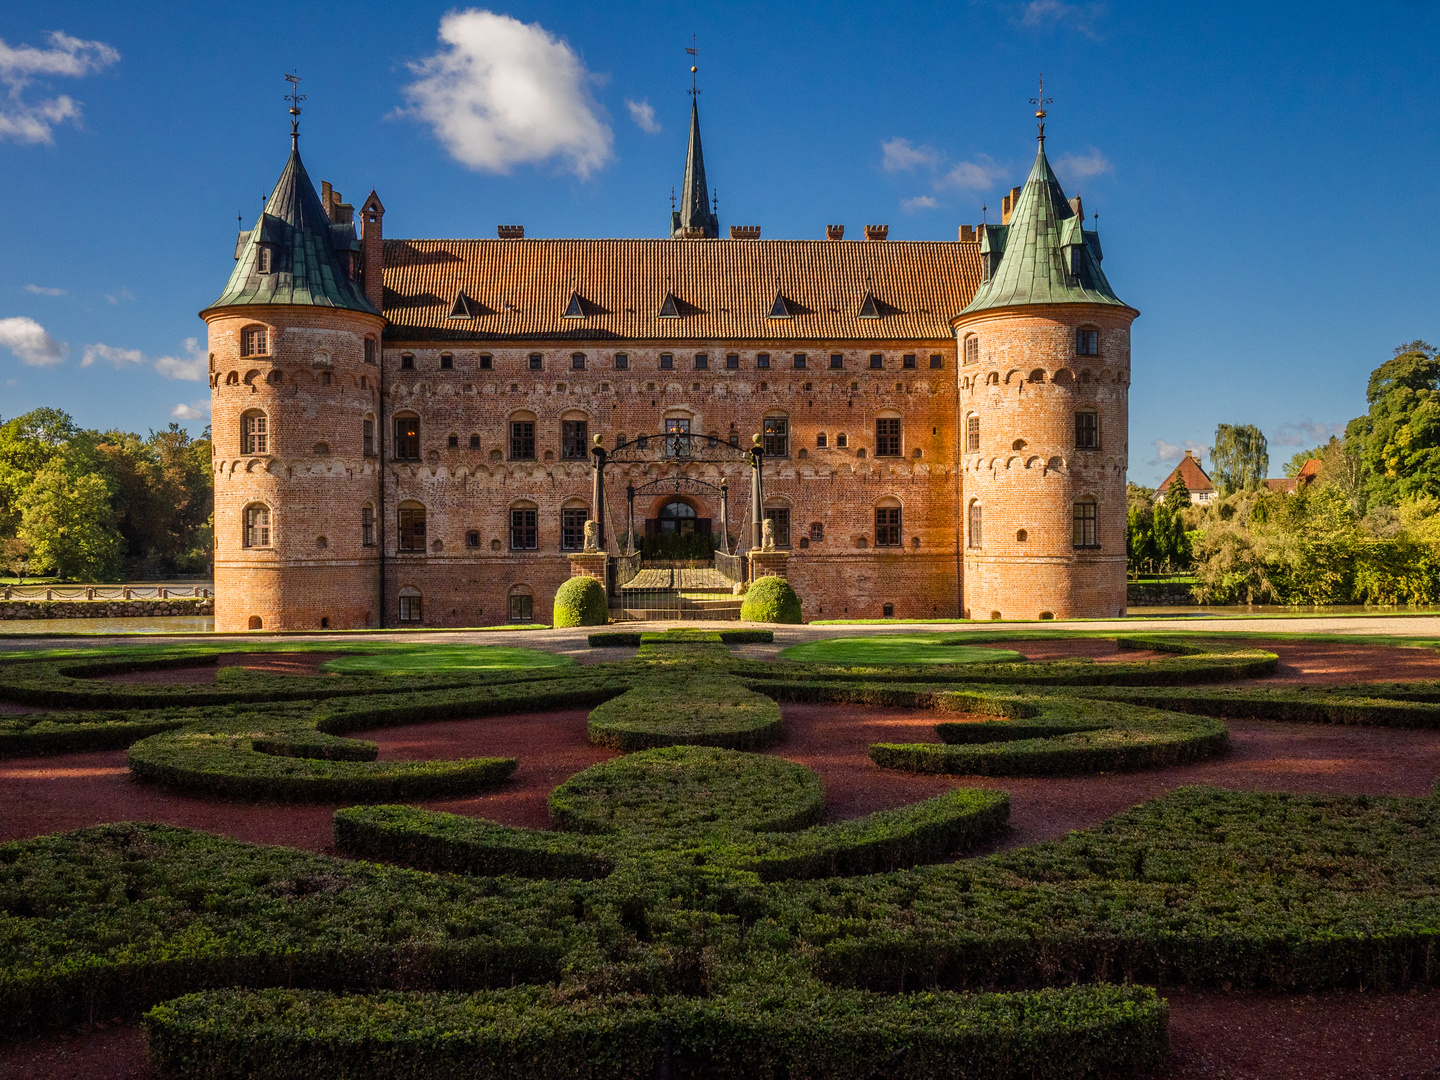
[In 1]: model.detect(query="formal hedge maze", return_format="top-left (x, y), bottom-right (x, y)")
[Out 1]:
top-left (4, 630), bottom-right (1440, 1079)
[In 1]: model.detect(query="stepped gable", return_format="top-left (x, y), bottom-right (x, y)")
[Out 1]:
top-left (380, 237), bottom-right (983, 341)
top-left (204, 145), bottom-right (379, 316)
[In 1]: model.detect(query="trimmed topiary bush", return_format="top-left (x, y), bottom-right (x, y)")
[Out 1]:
top-left (739, 576), bottom-right (802, 624)
top-left (552, 576), bottom-right (609, 628)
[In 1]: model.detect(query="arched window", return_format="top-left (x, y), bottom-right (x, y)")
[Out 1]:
top-left (241, 410), bottom-right (268, 454)
top-left (240, 326), bottom-right (268, 357)
top-left (1075, 411), bottom-right (1099, 449)
top-left (967, 501), bottom-right (982, 549)
top-left (243, 504), bottom-right (271, 548)
top-left (397, 501), bottom-right (426, 552)
top-left (966, 414), bottom-right (980, 452)
top-left (510, 501), bottom-right (539, 549)
top-left (362, 504), bottom-right (376, 547)
top-left (1028, 369), bottom-right (1046, 383)
top-left (1073, 500), bottom-right (1099, 548)
top-left (561, 498), bottom-right (590, 550)
top-left (398, 586), bottom-right (423, 623)
top-left (963, 335), bottom-right (979, 365)
top-left (875, 498), bottom-right (902, 547)
top-left (225, 371), bottom-right (239, 385)
top-left (1076, 327), bottom-right (1100, 356)
top-left (875, 413), bottom-right (902, 457)
top-left (816, 432), bottom-right (828, 449)
top-left (657, 500), bottom-right (698, 536)
top-left (394, 414), bottom-right (420, 460)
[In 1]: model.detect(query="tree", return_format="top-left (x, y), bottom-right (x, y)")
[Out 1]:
top-left (0, 408), bottom-right (77, 537)
top-left (1126, 505), bottom-right (1156, 576)
top-left (17, 461), bottom-right (125, 581)
top-left (1346, 343), bottom-right (1440, 503)
top-left (1164, 475), bottom-right (1192, 510)
top-left (1210, 423), bottom-right (1269, 496)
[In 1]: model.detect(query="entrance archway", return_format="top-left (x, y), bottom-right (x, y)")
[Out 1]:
top-left (656, 500), bottom-right (699, 536)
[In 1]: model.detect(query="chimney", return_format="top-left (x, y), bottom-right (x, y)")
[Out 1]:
top-left (826, 224), bottom-right (845, 241)
top-left (359, 190), bottom-right (385, 313)
top-left (497, 225), bottom-right (524, 239)
top-left (1000, 186), bottom-right (1022, 225)
top-left (729, 225), bottom-right (761, 240)
top-left (958, 224), bottom-right (975, 242)
top-left (863, 224), bottom-right (889, 241)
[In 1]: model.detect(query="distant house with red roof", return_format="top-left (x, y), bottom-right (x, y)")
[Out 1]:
top-left (1265, 457), bottom-right (1322, 494)
top-left (1155, 450), bottom-right (1217, 505)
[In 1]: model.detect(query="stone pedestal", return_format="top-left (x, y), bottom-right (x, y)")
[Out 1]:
top-left (568, 552), bottom-right (608, 582)
top-left (748, 550), bottom-right (789, 581)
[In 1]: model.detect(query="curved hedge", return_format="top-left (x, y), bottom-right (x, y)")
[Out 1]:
top-left (552, 576), bottom-right (609, 628)
top-left (586, 678), bottom-right (783, 750)
top-left (740, 576), bottom-right (803, 623)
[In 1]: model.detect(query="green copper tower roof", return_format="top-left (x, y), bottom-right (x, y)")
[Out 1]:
top-left (204, 142), bottom-right (378, 317)
top-left (959, 141), bottom-right (1129, 316)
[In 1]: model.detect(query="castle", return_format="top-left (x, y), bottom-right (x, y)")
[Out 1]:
top-left (205, 95), bottom-right (1135, 631)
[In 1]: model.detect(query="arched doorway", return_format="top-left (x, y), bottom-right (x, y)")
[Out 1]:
top-left (657, 500), bottom-right (698, 536)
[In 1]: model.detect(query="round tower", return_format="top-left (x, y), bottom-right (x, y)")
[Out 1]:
top-left (203, 129), bottom-right (385, 632)
top-left (953, 131), bottom-right (1137, 620)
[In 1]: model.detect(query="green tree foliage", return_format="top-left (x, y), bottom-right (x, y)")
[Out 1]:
top-left (552, 576), bottom-right (609, 627)
top-left (18, 461), bottom-right (125, 582)
top-left (1345, 342), bottom-right (1440, 504)
top-left (1210, 423), bottom-right (1269, 496)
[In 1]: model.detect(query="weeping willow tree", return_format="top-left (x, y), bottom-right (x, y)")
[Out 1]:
top-left (1211, 423), bottom-right (1269, 496)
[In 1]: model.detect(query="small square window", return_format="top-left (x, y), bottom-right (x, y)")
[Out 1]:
top-left (447, 434), bottom-right (459, 449)
top-left (830, 354), bottom-right (844, 369)
top-left (756, 353), bottom-right (771, 369)
top-left (810, 522), bottom-right (824, 541)
top-left (479, 354), bottom-right (493, 370)
top-left (572, 353), bottom-right (586, 370)
top-left (870, 354), bottom-right (884, 370)
top-left (660, 354), bottom-right (674, 370)
top-left (469, 434), bottom-right (480, 449)
top-left (465, 530), bottom-right (480, 548)
top-left (836, 433), bottom-right (848, 448)
top-left (694, 353), bottom-right (708, 370)
top-left (794, 353), bottom-right (807, 369)
top-left (929, 354), bottom-right (944, 369)
top-left (400, 353), bottom-right (415, 370)
top-left (615, 353), bottom-right (629, 370)
top-left (440, 354), bottom-right (454, 370)
top-left (726, 354), bottom-right (739, 370)
top-left (902, 354), bottom-right (917, 369)
top-left (816, 432), bottom-right (827, 448)
top-left (528, 354), bottom-right (543, 371)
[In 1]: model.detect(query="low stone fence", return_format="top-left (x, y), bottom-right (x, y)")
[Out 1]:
top-left (1127, 581), bottom-right (1197, 606)
top-left (0, 597), bottom-right (213, 621)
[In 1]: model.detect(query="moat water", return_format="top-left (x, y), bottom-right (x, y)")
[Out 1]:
top-left (0, 616), bottom-right (214, 635)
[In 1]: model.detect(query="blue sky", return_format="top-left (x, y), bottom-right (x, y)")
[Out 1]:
top-left (1, 1), bottom-right (1436, 485)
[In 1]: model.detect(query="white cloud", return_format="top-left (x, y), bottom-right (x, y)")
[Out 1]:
top-left (24, 284), bottom-right (65, 296)
top-left (0, 316), bottom-right (66, 366)
top-left (401, 9), bottom-right (613, 179)
top-left (882, 137), bottom-right (940, 173)
top-left (625, 97), bottom-right (659, 134)
top-left (81, 336), bottom-right (207, 381)
top-left (1016, 0), bottom-right (1105, 37)
top-left (103, 287), bottom-right (135, 305)
top-left (0, 30), bottom-right (119, 144)
top-left (901, 195), bottom-right (938, 212)
top-left (1056, 147), bottom-right (1112, 180)
top-left (81, 342), bottom-right (144, 368)
top-left (1270, 420), bottom-right (1345, 448)
top-left (1150, 438), bottom-right (1209, 468)
top-left (939, 158), bottom-right (1006, 191)
top-left (171, 401), bottom-right (209, 421)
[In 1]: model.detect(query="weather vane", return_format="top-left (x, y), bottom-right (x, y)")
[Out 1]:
top-left (284, 71), bottom-right (305, 146)
top-left (1029, 74), bottom-right (1053, 143)
top-left (686, 36), bottom-right (700, 96)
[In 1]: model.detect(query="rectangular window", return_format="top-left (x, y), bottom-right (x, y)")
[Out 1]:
top-left (929, 354), bottom-right (944, 369)
top-left (966, 415), bottom-right (980, 452)
top-left (1073, 501), bottom-right (1098, 547)
top-left (364, 338), bottom-right (378, 365)
top-left (528, 354), bottom-right (543, 371)
top-left (244, 506), bottom-right (270, 548)
top-left (726, 354), bottom-right (739, 370)
top-left (660, 353), bottom-right (674, 370)
top-left (394, 417), bottom-right (420, 460)
top-left (362, 418), bottom-right (375, 457)
top-left (901, 354), bottom-right (916, 369)
top-left (400, 353), bottom-right (415, 370)
top-left (615, 353), bottom-right (629, 370)
top-left (362, 506), bottom-right (375, 547)
top-left (447, 433), bottom-right (459, 449)
top-left (510, 508), bottom-right (538, 549)
top-left (968, 503), bottom-right (982, 548)
top-left (963, 337), bottom-right (979, 365)
top-left (510, 421), bottom-right (535, 460)
top-left (479, 354), bottom-right (493, 370)
top-left (694, 353), bottom-right (708, 370)
top-left (572, 353), bottom-right (586, 370)
top-left (869, 354), bottom-right (884, 370)
top-left (509, 594), bottom-right (534, 622)
top-left (793, 353), bottom-right (807, 369)
top-left (764, 507), bottom-right (791, 549)
top-left (810, 521), bottom-right (824, 541)
top-left (763, 416), bottom-right (789, 458)
top-left (440, 354), bottom-right (454, 370)
top-left (561, 508), bottom-right (588, 550)
top-left (875, 507), bottom-right (901, 547)
top-left (466, 530), bottom-right (480, 548)
top-left (1077, 329), bottom-right (1100, 356)
top-left (398, 595), bottom-right (422, 622)
top-left (816, 432), bottom-right (828, 448)
top-left (242, 414), bottom-right (268, 455)
top-left (756, 353), bottom-right (771, 369)
top-left (240, 327), bottom-right (267, 357)
top-left (830, 354), bottom-right (845, 370)
top-left (562, 419), bottom-right (588, 460)
top-left (875, 417), bottom-right (902, 456)
top-left (665, 417), bottom-right (692, 458)
top-left (836, 433), bottom-right (848, 448)
top-left (398, 507), bottom-right (426, 552)
top-left (1075, 411), bottom-right (1099, 449)
top-left (469, 434), bottom-right (480, 449)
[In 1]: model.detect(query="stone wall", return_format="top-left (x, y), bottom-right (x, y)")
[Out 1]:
top-left (0, 598), bottom-right (214, 620)
top-left (1126, 582), bottom-right (1197, 606)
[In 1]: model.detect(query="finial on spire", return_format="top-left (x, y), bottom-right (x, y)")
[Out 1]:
top-left (686, 36), bottom-right (700, 96)
top-left (1028, 73), bottom-right (1053, 144)
top-left (284, 71), bottom-right (305, 149)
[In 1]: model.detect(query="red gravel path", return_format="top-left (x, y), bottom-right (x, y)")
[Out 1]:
top-left (4, 637), bottom-right (1440, 1080)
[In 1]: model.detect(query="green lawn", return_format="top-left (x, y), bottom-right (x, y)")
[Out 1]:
top-left (318, 645), bottom-right (572, 675)
top-left (779, 635), bottom-right (1026, 665)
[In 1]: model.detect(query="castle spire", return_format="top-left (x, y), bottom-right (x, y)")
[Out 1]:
top-left (670, 55), bottom-right (719, 239)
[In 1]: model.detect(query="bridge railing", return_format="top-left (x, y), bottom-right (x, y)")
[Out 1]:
top-left (1, 584), bottom-right (212, 601)
top-left (713, 550), bottom-right (746, 584)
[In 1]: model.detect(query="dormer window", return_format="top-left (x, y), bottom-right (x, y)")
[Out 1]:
top-left (256, 247), bottom-right (272, 274)
top-left (240, 326), bottom-right (268, 357)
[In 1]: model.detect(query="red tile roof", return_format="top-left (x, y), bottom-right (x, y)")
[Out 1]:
top-left (1157, 452), bottom-right (1214, 495)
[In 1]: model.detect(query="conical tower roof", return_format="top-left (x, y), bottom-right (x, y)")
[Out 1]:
top-left (204, 144), bottom-right (378, 316)
top-left (670, 99), bottom-right (719, 239)
top-left (959, 142), bottom-right (1128, 316)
